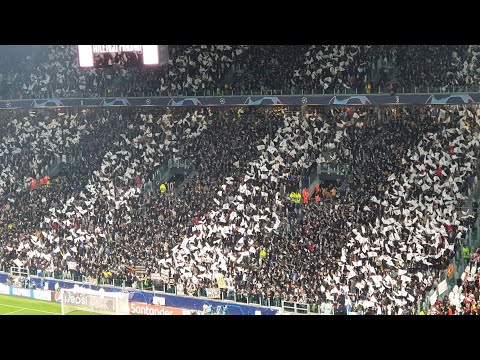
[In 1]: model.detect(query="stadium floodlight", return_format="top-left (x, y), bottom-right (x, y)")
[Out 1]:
top-left (60, 287), bottom-right (130, 315)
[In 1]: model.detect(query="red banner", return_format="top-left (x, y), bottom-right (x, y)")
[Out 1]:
top-left (129, 302), bottom-right (186, 315)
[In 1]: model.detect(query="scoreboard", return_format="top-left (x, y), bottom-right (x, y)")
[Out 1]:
top-left (78, 45), bottom-right (168, 68)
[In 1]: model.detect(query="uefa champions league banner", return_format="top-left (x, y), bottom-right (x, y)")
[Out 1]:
top-left (126, 290), bottom-right (276, 315)
top-left (0, 282), bottom-right (53, 301)
top-left (1, 93), bottom-right (480, 109)
top-left (0, 273), bottom-right (277, 315)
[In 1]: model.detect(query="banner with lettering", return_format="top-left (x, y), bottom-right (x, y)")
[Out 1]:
top-left (1, 93), bottom-right (480, 109)
top-left (216, 275), bottom-right (227, 289)
top-left (205, 288), bottom-right (221, 299)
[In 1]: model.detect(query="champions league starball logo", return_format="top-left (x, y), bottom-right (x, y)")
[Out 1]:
top-left (220, 98), bottom-right (225, 104)
top-left (301, 97), bottom-right (308, 104)
top-left (145, 99), bottom-right (152, 105)
top-left (5, 102), bottom-right (11, 108)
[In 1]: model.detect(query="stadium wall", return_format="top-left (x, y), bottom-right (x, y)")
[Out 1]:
top-left (0, 93), bottom-right (479, 109)
top-left (0, 283), bottom-right (54, 302)
top-left (0, 282), bottom-right (195, 315)
top-left (0, 273), bottom-right (278, 315)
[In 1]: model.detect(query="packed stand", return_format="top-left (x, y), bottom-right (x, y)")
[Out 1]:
top-left (394, 45), bottom-right (476, 90)
top-left (123, 45), bottom-right (250, 95)
top-left (230, 45), bottom-right (309, 92)
top-left (6, 45), bottom-right (480, 99)
top-left (9, 45), bottom-right (251, 99)
top-left (448, 45), bottom-right (480, 87)
top-left (290, 45), bottom-right (374, 92)
top-left (0, 45), bottom-right (387, 98)
top-left (0, 107), bottom-right (210, 280)
top-left (0, 105), bottom-right (479, 316)
top-left (230, 45), bottom-right (376, 93)
top-left (429, 243), bottom-right (480, 315)
top-left (297, 106), bottom-right (479, 314)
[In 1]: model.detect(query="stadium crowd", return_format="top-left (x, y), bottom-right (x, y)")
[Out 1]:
top-left (428, 245), bottom-right (480, 315)
top-left (4, 45), bottom-right (251, 99)
top-left (2, 44), bottom-right (480, 315)
top-left (394, 45), bottom-right (477, 90)
top-left (0, 102), bottom-right (479, 315)
top-left (3, 45), bottom-right (480, 100)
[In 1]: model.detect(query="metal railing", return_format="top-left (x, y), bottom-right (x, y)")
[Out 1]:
top-left (1, 266), bottom-right (285, 309)
top-left (317, 163), bottom-right (349, 176)
top-left (3, 265), bottom-right (370, 314)
top-left (281, 300), bottom-right (365, 315)
top-left (167, 158), bottom-right (192, 169)
top-left (8, 85), bottom-right (480, 101)
top-left (421, 222), bottom-right (478, 313)
top-left (421, 179), bottom-right (480, 313)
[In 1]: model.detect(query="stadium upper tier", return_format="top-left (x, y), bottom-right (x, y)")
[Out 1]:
top-left (0, 105), bottom-right (478, 315)
top-left (0, 45), bottom-right (480, 100)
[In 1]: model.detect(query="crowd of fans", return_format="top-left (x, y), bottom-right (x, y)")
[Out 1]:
top-left (3, 45), bottom-right (480, 99)
top-left (429, 245), bottom-right (480, 315)
top-left (394, 46), bottom-right (467, 90)
top-left (3, 45), bottom-right (251, 99)
top-left (2, 44), bottom-right (480, 315)
top-left (0, 103), bottom-right (478, 315)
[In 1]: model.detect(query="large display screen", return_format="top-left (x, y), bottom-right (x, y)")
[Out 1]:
top-left (78, 45), bottom-right (164, 68)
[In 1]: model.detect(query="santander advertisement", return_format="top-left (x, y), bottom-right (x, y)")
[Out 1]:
top-left (129, 302), bottom-right (189, 315)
